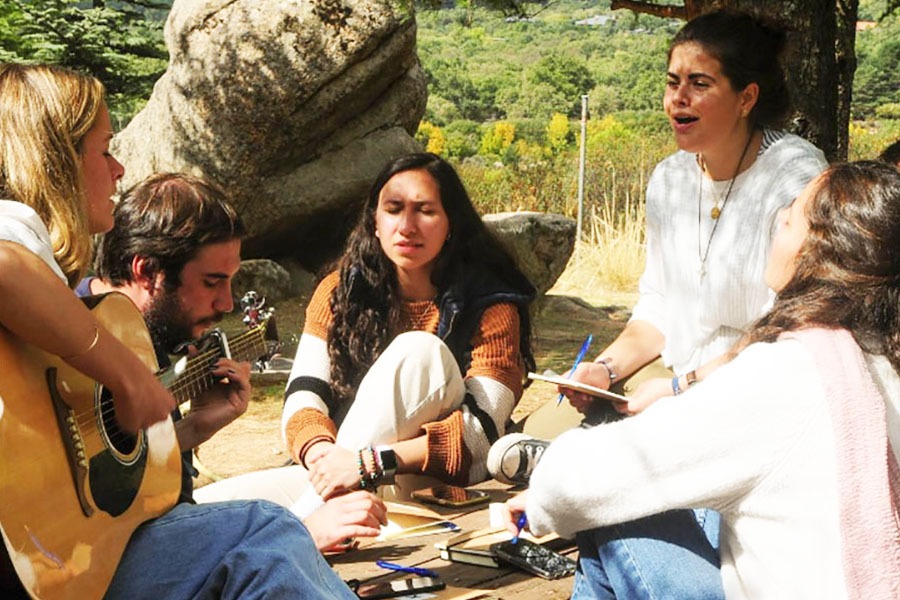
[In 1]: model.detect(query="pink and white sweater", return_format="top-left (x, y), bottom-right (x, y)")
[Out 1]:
top-left (527, 328), bottom-right (900, 600)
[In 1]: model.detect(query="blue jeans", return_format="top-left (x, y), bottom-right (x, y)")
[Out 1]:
top-left (105, 500), bottom-right (356, 600)
top-left (572, 509), bottom-right (725, 600)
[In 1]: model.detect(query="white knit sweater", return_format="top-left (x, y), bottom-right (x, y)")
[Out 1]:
top-left (632, 134), bottom-right (827, 373)
top-left (526, 339), bottom-right (900, 600)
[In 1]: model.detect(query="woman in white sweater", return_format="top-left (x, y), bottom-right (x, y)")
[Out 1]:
top-left (562, 10), bottom-right (827, 417)
top-left (505, 161), bottom-right (900, 599)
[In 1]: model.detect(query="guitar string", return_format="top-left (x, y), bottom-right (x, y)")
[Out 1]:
top-left (68, 326), bottom-right (268, 438)
top-left (72, 344), bottom-right (266, 446)
top-left (71, 329), bottom-right (266, 434)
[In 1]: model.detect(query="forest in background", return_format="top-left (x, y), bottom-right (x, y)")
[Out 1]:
top-left (1, 0), bottom-right (898, 290)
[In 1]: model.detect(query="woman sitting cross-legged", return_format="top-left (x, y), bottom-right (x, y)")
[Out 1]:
top-left (501, 161), bottom-right (900, 599)
top-left (195, 152), bottom-right (535, 512)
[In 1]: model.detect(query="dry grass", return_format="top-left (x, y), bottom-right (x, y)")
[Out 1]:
top-left (550, 195), bottom-right (645, 307)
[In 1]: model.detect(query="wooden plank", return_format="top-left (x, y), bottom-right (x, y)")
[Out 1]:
top-left (328, 481), bottom-right (578, 599)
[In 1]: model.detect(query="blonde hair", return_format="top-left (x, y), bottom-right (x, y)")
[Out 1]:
top-left (0, 63), bottom-right (106, 286)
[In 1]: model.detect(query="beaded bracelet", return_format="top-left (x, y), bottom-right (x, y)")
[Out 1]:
top-left (366, 446), bottom-right (380, 487)
top-left (357, 448), bottom-right (370, 489)
top-left (357, 445), bottom-right (384, 489)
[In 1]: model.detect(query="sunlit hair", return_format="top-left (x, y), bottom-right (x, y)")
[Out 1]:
top-left (744, 161), bottom-right (900, 371)
top-left (670, 9), bottom-right (790, 129)
top-left (328, 152), bottom-right (535, 403)
top-left (95, 172), bottom-right (246, 290)
top-left (0, 63), bottom-right (105, 286)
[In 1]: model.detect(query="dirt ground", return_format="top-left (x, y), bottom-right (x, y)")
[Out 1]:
top-left (192, 293), bottom-right (631, 489)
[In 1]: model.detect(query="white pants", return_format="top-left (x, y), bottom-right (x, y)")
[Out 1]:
top-left (194, 332), bottom-right (466, 508)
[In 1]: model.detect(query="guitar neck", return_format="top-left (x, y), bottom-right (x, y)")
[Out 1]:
top-left (168, 325), bottom-right (268, 404)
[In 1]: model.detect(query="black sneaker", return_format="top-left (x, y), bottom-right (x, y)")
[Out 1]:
top-left (487, 433), bottom-right (550, 485)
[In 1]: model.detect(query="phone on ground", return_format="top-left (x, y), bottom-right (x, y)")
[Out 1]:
top-left (490, 538), bottom-right (577, 580)
top-left (411, 484), bottom-right (490, 508)
top-left (355, 576), bottom-right (446, 599)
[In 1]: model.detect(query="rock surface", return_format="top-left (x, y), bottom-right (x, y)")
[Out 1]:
top-left (113, 0), bottom-right (427, 269)
top-left (484, 212), bottom-right (576, 296)
top-left (232, 259), bottom-right (294, 304)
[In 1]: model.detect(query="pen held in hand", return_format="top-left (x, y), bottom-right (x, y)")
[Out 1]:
top-left (511, 512), bottom-right (528, 544)
top-left (556, 333), bottom-right (593, 406)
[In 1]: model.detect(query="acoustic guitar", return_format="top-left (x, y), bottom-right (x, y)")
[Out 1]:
top-left (0, 292), bottom-right (272, 599)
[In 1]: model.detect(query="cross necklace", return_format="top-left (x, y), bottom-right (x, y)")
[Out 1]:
top-left (697, 133), bottom-right (753, 281)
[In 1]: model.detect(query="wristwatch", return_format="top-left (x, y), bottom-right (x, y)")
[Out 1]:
top-left (375, 445), bottom-right (397, 485)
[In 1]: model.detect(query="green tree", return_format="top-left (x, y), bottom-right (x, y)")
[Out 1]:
top-left (1, 0), bottom-right (169, 126)
top-left (526, 53), bottom-right (595, 117)
top-left (0, 2), bottom-right (27, 61)
top-left (443, 119), bottom-right (482, 159)
top-left (852, 13), bottom-right (900, 118)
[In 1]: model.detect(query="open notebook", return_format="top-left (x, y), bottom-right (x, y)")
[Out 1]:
top-left (377, 501), bottom-right (460, 541)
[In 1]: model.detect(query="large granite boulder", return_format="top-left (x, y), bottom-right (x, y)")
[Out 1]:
top-left (232, 259), bottom-right (294, 304)
top-left (113, 0), bottom-right (426, 269)
top-left (484, 212), bottom-right (575, 297)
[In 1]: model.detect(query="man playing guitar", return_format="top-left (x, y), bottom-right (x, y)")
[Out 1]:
top-left (0, 64), bottom-right (359, 600)
top-left (81, 172), bottom-right (387, 548)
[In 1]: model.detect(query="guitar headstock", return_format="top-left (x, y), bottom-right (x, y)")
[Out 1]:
top-left (240, 291), bottom-right (282, 371)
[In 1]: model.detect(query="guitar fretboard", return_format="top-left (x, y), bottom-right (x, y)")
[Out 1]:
top-left (168, 325), bottom-right (268, 403)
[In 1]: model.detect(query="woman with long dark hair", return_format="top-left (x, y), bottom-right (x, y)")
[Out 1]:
top-left (282, 152), bottom-right (536, 498)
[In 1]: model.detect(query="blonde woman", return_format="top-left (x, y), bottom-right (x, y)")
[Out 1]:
top-left (0, 64), bottom-right (356, 599)
top-left (0, 62), bottom-right (171, 431)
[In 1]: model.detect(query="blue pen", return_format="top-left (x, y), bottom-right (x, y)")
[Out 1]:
top-left (511, 512), bottom-right (528, 544)
top-left (375, 560), bottom-right (438, 578)
top-left (556, 333), bottom-right (593, 406)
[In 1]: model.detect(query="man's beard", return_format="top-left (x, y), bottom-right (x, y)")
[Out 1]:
top-left (143, 288), bottom-right (204, 356)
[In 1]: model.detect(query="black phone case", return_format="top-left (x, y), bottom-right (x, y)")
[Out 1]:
top-left (490, 539), bottom-right (577, 580)
top-left (355, 576), bottom-right (445, 599)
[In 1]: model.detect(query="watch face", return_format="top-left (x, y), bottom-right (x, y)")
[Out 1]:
top-left (378, 447), bottom-right (398, 472)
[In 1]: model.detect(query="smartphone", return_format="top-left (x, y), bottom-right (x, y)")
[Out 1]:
top-left (355, 576), bottom-right (446, 599)
top-left (490, 538), bottom-right (577, 580)
top-left (411, 485), bottom-right (490, 508)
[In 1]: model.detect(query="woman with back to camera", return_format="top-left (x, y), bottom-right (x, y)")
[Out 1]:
top-left (283, 152), bottom-right (536, 500)
top-left (503, 160), bottom-right (900, 599)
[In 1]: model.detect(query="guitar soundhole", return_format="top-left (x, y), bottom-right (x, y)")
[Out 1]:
top-left (97, 385), bottom-right (142, 460)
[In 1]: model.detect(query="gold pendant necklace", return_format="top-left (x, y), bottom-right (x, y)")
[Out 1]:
top-left (697, 133), bottom-right (754, 280)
